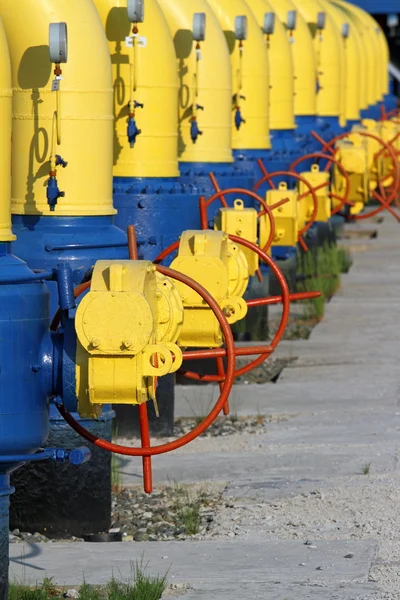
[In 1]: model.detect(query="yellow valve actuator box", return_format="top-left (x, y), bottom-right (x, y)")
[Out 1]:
top-left (333, 134), bottom-right (369, 215)
top-left (352, 120), bottom-right (383, 190)
top-left (214, 199), bottom-right (259, 276)
top-left (75, 261), bottom-right (184, 417)
top-left (299, 165), bottom-right (331, 223)
top-left (171, 230), bottom-right (249, 347)
top-left (260, 183), bottom-right (298, 249)
top-left (378, 120), bottom-right (399, 188)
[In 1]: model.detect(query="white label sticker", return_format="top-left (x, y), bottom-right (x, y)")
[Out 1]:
top-left (125, 36), bottom-right (133, 48)
top-left (52, 79), bottom-right (60, 92)
top-left (138, 36), bottom-right (147, 47)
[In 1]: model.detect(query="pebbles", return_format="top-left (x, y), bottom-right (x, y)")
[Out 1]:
top-left (110, 484), bottom-right (220, 542)
top-left (9, 529), bottom-right (83, 544)
top-left (235, 357), bottom-right (297, 385)
top-left (174, 415), bottom-right (268, 438)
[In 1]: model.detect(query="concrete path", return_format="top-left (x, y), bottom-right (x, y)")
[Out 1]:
top-left (10, 217), bottom-right (400, 598)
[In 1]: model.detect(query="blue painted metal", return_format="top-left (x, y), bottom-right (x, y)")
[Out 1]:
top-left (234, 107), bottom-right (246, 130)
top-left (360, 103), bottom-right (383, 120)
top-left (0, 243), bottom-right (52, 596)
top-left (46, 176), bottom-right (65, 211)
top-left (0, 447), bottom-right (91, 465)
top-left (179, 161), bottom-right (254, 192)
top-left (12, 215), bottom-right (128, 316)
top-left (349, 0), bottom-right (399, 13)
top-left (190, 117), bottom-right (203, 143)
top-left (114, 176), bottom-right (209, 261)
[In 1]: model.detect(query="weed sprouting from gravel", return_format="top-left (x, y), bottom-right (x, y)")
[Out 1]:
top-left (9, 563), bottom-right (168, 600)
top-left (171, 484), bottom-right (202, 535)
top-left (362, 462), bottom-right (372, 475)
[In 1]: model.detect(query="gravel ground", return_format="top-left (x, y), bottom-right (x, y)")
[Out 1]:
top-left (202, 470), bottom-right (400, 597)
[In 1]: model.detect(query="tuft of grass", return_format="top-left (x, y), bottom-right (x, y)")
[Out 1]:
top-left (172, 483), bottom-right (202, 535)
top-left (362, 462), bottom-right (372, 476)
top-left (9, 562), bottom-right (168, 600)
top-left (111, 423), bottom-right (123, 494)
top-left (9, 578), bottom-right (59, 599)
top-left (106, 561), bottom-right (168, 600)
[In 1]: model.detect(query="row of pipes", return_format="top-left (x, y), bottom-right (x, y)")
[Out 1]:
top-left (0, 0), bottom-right (399, 595)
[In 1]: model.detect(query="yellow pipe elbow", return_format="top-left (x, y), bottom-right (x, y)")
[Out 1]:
top-left (247, 0), bottom-right (295, 131)
top-left (0, 17), bottom-right (15, 241)
top-left (158, 0), bottom-right (233, 164)
top-left (334, 1), bottom-right (380, 106)
top-left (268, 0), bottom-right (317, 118)
top-left (320, 0), bottom-right (361, 122)
top-left (292, 0), bottom-right (345, 125)
top-left (94, 0), bottom-right (180, 178)
top-left (206, 0), bottom-right (271, 150)
top-left (0, 0), bottom-right (116, 217)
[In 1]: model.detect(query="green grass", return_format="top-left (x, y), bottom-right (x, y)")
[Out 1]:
top-left (171, 483), bottom-right (202, 535)
top-left (362, 462), bottom-right (372, 476)
top-left (111, 422), bottom-right (122, 494)
top-left (297, 242), bottom-right (348, 323)
top-left (9, 563), bottom-right (168, 600)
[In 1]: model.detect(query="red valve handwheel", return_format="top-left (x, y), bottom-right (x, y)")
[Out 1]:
top-left (289, 152), bottom-right (353, 216)
top-left (154, 235), bottom-right (321, 386)
top-left (311, 130), bottom-right (400, 222)
top-left (56, 262), bottom-right (237, 495)
top-left (199, 173), bottom-right (289, 255)
top-left (253, 164), bottom-right (319, 252)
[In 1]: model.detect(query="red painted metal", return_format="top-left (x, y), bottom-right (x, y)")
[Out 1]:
top-left (57, 264), bottom-right (237, 494)
top-left (155, 235), bottom-right (321, 384)
top-left (311, 130), bottom-right (400, 221)
top-left (199, 181), bottom-right (279, 253)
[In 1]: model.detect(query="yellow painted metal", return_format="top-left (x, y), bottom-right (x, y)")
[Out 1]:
top-left (247, 0), bottom-right (295, 131)
top-left (0, 18), bottom-right (15, 241)
top-left (299, 165), bottom-right (331, 222)
top-left (293, 0), bottom-right (344, 125)
top-left (261, 183), bottom-right (298, 249)
top-left (158, 0), bottom-right (233, 164)
top-left (332, 134), bottom-right (369, 215)
top-left (320, 0), bottom-right (360, 122)
top-left (215, 199), bottom-right (259, 276)
top-left (75, 260), bottom-right (184, 416)
top-left (206, 0), bottom-right (271, 150)
top-left (171, 230), bottom-right (249, 347)
top-left (94, 0), bottom-right (179, 178)
top-left (0, 0), bottom-right (116, 217)
top-left (334, 2), bottom-right (379, 107)
top-left (268, 0), bottom-right (317, 117)
top-left (352, 120), bottom-right (383, 192)
top-left (337, 2), bottom-right (387, 101)
top-left (330, 1), bottom-right (367, 110)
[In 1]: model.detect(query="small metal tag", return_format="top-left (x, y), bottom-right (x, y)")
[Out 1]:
top-left (52, 79), bottom-right (60, 92)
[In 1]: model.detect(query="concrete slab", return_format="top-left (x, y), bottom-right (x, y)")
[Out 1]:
top-left (9, 539), bottom-right (377, 588)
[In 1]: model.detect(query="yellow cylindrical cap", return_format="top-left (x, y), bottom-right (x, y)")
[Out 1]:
top-left (207, 0), bottom-right (271, 150)
top-left (0, 17), bottom-right (15, 241)
top-left (94, 0), bottom-right (180, 178)
top-left (247, 0), bottom-right (295, 130)
top-left (158, 0), bottom-right (233, 163)
top-left (0, 0), bottom-right (116, 216)
top-left (268, 0), bottom-right (317, 117)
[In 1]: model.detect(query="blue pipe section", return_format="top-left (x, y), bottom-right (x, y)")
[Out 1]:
top-left (12, 215), bottom-right (128, 317)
